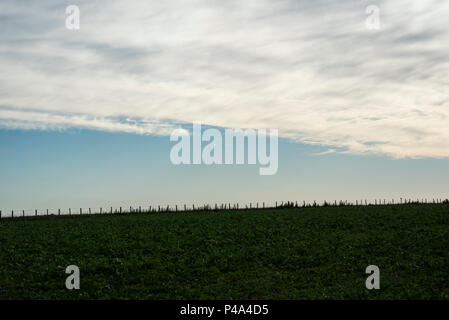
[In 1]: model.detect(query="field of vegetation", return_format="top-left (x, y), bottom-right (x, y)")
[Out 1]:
top-left (0, 203), bottom-right (448, 299)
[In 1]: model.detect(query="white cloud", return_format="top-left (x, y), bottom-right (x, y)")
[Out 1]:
top-left (0, 0), bottom-right (448, 158)
top-left (0, 108), bottom-right (177, 135)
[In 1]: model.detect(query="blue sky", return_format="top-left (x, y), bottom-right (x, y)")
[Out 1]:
top-left (1, 128), bottom-right (448, 213)
top-left (1, 1), bottom-right (449, 212)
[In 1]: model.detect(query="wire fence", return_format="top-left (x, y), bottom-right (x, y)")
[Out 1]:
top-left (1, 197), bottom-right (448, 220)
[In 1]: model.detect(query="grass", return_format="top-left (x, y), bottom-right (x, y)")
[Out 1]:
top-left (0, 204), bottom-right (448, 299)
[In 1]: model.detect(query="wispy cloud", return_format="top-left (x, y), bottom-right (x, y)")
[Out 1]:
top-left (0, 108), bottom-right (177, 135)
top-left (1, 0), bottom-right (448, 158)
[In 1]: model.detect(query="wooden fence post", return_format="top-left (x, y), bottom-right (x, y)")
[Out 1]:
top-left (69, 208), bottom-right (71, 215)
top-left (110, 207), bottom-right (113, 214)
top-left (58, 209), bottom-right (60, 216)
top-left (89, 208), bottom-right (91, 214)
top-left (80, 208), bottom-right (82, 215)
top-left (12, 210), bottom-right (14, 218)
top-left (47, 209), bottom-right (49, 216)
top-left (120, 207), bottom-right (122, 214)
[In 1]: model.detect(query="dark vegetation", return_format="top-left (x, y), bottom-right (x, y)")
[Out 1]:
top-left (0, 203), bottom-right (448, 299)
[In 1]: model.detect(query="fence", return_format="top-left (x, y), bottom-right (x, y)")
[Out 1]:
top-left (0, 198), bottom-right (448, 220)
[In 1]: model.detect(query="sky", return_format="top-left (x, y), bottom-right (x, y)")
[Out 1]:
top-left (0, 1), bottom-right (448, 213)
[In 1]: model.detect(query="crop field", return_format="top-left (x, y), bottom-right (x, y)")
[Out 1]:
top-left (0, 204), bottom-right (448, 300)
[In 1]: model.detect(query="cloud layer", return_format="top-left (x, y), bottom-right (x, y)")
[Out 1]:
top-left (1, 0), bottom-right (448, 158)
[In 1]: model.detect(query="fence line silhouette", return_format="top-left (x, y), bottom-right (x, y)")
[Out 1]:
top-left (1, 197), bottom-right (448, 220)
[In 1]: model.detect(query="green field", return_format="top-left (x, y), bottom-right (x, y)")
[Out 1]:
top-left (0, 204), bottom-right (448, 299)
